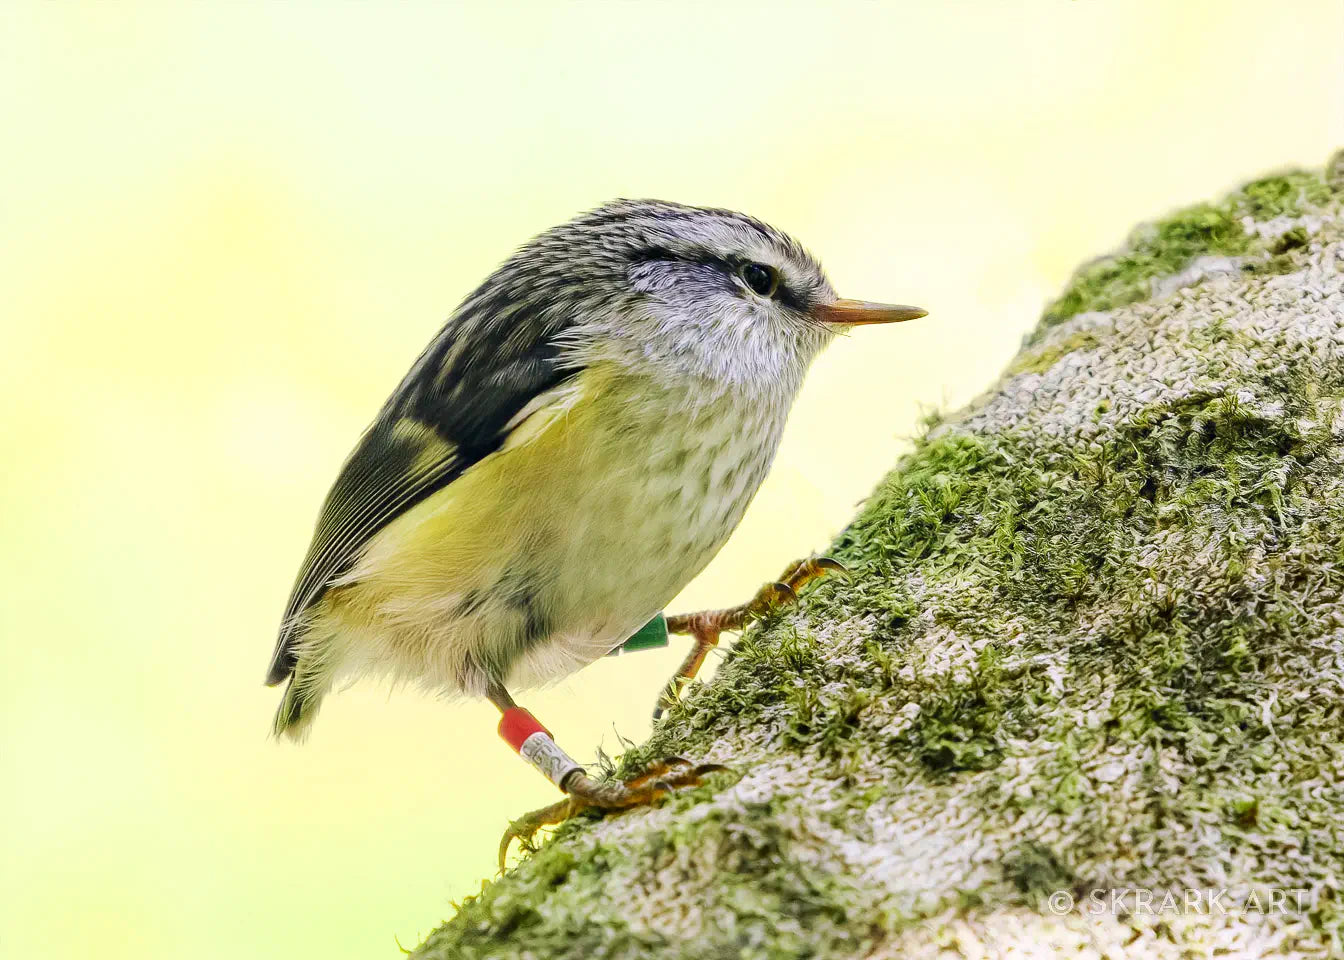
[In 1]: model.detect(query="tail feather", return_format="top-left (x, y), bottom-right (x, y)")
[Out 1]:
top-left (272, 675), bottom-right (323, 742)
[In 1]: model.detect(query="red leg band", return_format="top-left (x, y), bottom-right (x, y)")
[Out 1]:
top-left (498, 707), bottom-right (583, 790)
top-left (498, 707), bottom-right (550, 753)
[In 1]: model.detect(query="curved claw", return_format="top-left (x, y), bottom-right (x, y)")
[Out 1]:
top-left (498, 797), bottom-right (574, 872)
top-left (748, 581), bottom-right (798, 619)
top-left (622, 756), bottom-right (694, 789)
top-left (812, 556), bottom-right (849, 577)
top-left (497, 759), bottom-right (729, 870)
top-left (497, 824), bottom-right (523, 873)
top-left (782, 556), bottom-right (849, 593)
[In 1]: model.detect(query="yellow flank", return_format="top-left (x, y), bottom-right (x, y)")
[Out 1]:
top-left (365, 364), bottom-right (614, 579)
top-left (499, 375), bottom-right (593, 453)
top-left (306, 364), bottom-right (624, 690)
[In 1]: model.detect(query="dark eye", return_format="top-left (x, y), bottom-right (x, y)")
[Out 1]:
top-left (739, 262), bottom-right (779, 297)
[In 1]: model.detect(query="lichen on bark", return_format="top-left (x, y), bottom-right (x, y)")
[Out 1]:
top-left (414, 152), bottom-right (1344, 959)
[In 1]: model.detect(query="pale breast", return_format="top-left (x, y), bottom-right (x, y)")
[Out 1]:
top-left (322, 368), bottom-right (791, 695)
top-left (501, 377), bottom-right (789, 687)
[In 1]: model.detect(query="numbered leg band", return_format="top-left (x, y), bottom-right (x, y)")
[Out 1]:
top-left (498, 707), bottom-right (584, 790)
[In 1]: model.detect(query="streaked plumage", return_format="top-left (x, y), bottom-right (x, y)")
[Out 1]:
top-left (267, 199), bottom-right (845, 738)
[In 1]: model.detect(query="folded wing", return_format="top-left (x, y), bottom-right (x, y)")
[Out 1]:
top-left (265, 296), bottom-right (584, 686)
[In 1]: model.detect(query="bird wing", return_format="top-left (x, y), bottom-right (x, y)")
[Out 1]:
top-left (265, 308), bottom-right (583, 687)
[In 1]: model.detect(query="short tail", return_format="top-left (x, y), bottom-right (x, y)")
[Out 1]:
top-left (272, 674), bottom-right (325, 742)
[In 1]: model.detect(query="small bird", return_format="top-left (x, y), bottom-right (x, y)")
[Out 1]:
top-left (264, 199), bottom-right (925, 865)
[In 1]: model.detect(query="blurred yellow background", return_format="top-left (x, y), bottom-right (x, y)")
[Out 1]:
top-left (2, 2), bottom-right (1340, 957)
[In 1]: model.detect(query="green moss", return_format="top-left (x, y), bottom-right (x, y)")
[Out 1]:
top-left (645, 803), bottom-right (884, 956)
top-left (415, 155), bottom-right (1344, 958)
top-left (1231, 171), bottom-right (1334, 220)
top-left (908, 645), bottom-right (1007, 774)
top-left (1040, 202), bottom-right (1251, 331)
top-left (616, 621), bottom-right (828, 777)
top-left (835, 431), bottom-right (998, 571)
top-left (421, 796), bottom-right (887, 960)
top-left (782, 682), bottom-right (871, 757)
top-left (1036, 164), bottom-right (1334, 338)
top-left (1003, 842), bottom-right (1077, 901)
top-left (1327, 147), bottom-right (1344, 188)
top-left (1269, 226), bottom-right (1310, 254)
top-left (1007, 331), bottom-right (1100, 376)
top-left (416, 843), bottom-right (655, 960)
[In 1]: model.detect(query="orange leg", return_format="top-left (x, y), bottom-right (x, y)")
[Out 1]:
top-left (490, 684), bottom-right (725, 869)
top-left (655, 556), bottom-right (846, 718)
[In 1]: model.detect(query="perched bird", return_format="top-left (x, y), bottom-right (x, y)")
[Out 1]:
top-left (264, 199), bottom-right (925, 864)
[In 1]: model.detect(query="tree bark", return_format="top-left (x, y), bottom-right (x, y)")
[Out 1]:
top-left (415, 152), bottom-right (1344, 959)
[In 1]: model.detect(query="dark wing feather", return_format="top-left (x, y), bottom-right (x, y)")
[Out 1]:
top-left (265, 298), bottom-right (582, 687)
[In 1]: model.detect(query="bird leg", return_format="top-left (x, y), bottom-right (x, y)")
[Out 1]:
top-left (655, 555), bottom-right (846, 718)
top-left (489, 683), bottom-right (724, 869)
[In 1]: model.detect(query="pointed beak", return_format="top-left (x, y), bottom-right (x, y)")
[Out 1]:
top-left (813, 299), bottom-right (928, 326)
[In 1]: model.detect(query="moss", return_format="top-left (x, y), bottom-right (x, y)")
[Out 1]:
top-left (1003, 842), bottom-right (1077, 901)
top-left (415, 156), bottom-right (1344, 957)
top-left (615, 621), bottom-right (829, 777)
top-left (908, 644), bottom-right (1007, 774)
top-left (835, 431), bottom-right (998, 571)
top-left (421, 797), bottom-right (887, 960)
top-left (1327, 147), bottom-right (1344, 188)
top-left (1007, 331), bottom-right (1101, 376)
top-left (416, 842), bottom-right (656, 960)
top-left (1036, 164), bottom-right (1335, 338)
top-left (1269, 226), bottom-right (1310, 254)
top-left (644, 803), bottom-right (885, 957)
top-left (1231, 171), bottom-right (1334, 220)
top-left (1040, 202), bottom-right (1252, 331)
top-left (782, 682), bottom-right (871, 757)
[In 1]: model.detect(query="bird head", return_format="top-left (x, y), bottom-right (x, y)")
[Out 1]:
top-left (475, 199), bottom-right (925, 398)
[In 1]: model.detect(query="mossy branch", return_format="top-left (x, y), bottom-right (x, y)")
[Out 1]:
top-left (415, 152), bottom-right (1344, 960)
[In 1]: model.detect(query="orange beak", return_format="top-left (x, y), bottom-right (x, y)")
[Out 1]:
top-left (813, 299), bottom-right (928, 326)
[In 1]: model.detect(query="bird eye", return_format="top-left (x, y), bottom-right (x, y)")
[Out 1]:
top-left (739, 262), bottom-right (779, 298)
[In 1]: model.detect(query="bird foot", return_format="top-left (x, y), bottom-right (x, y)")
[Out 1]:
top-left (655, 555), bottom-right (847, 718)
top-left (498, 757), bottom-right (726, 869)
